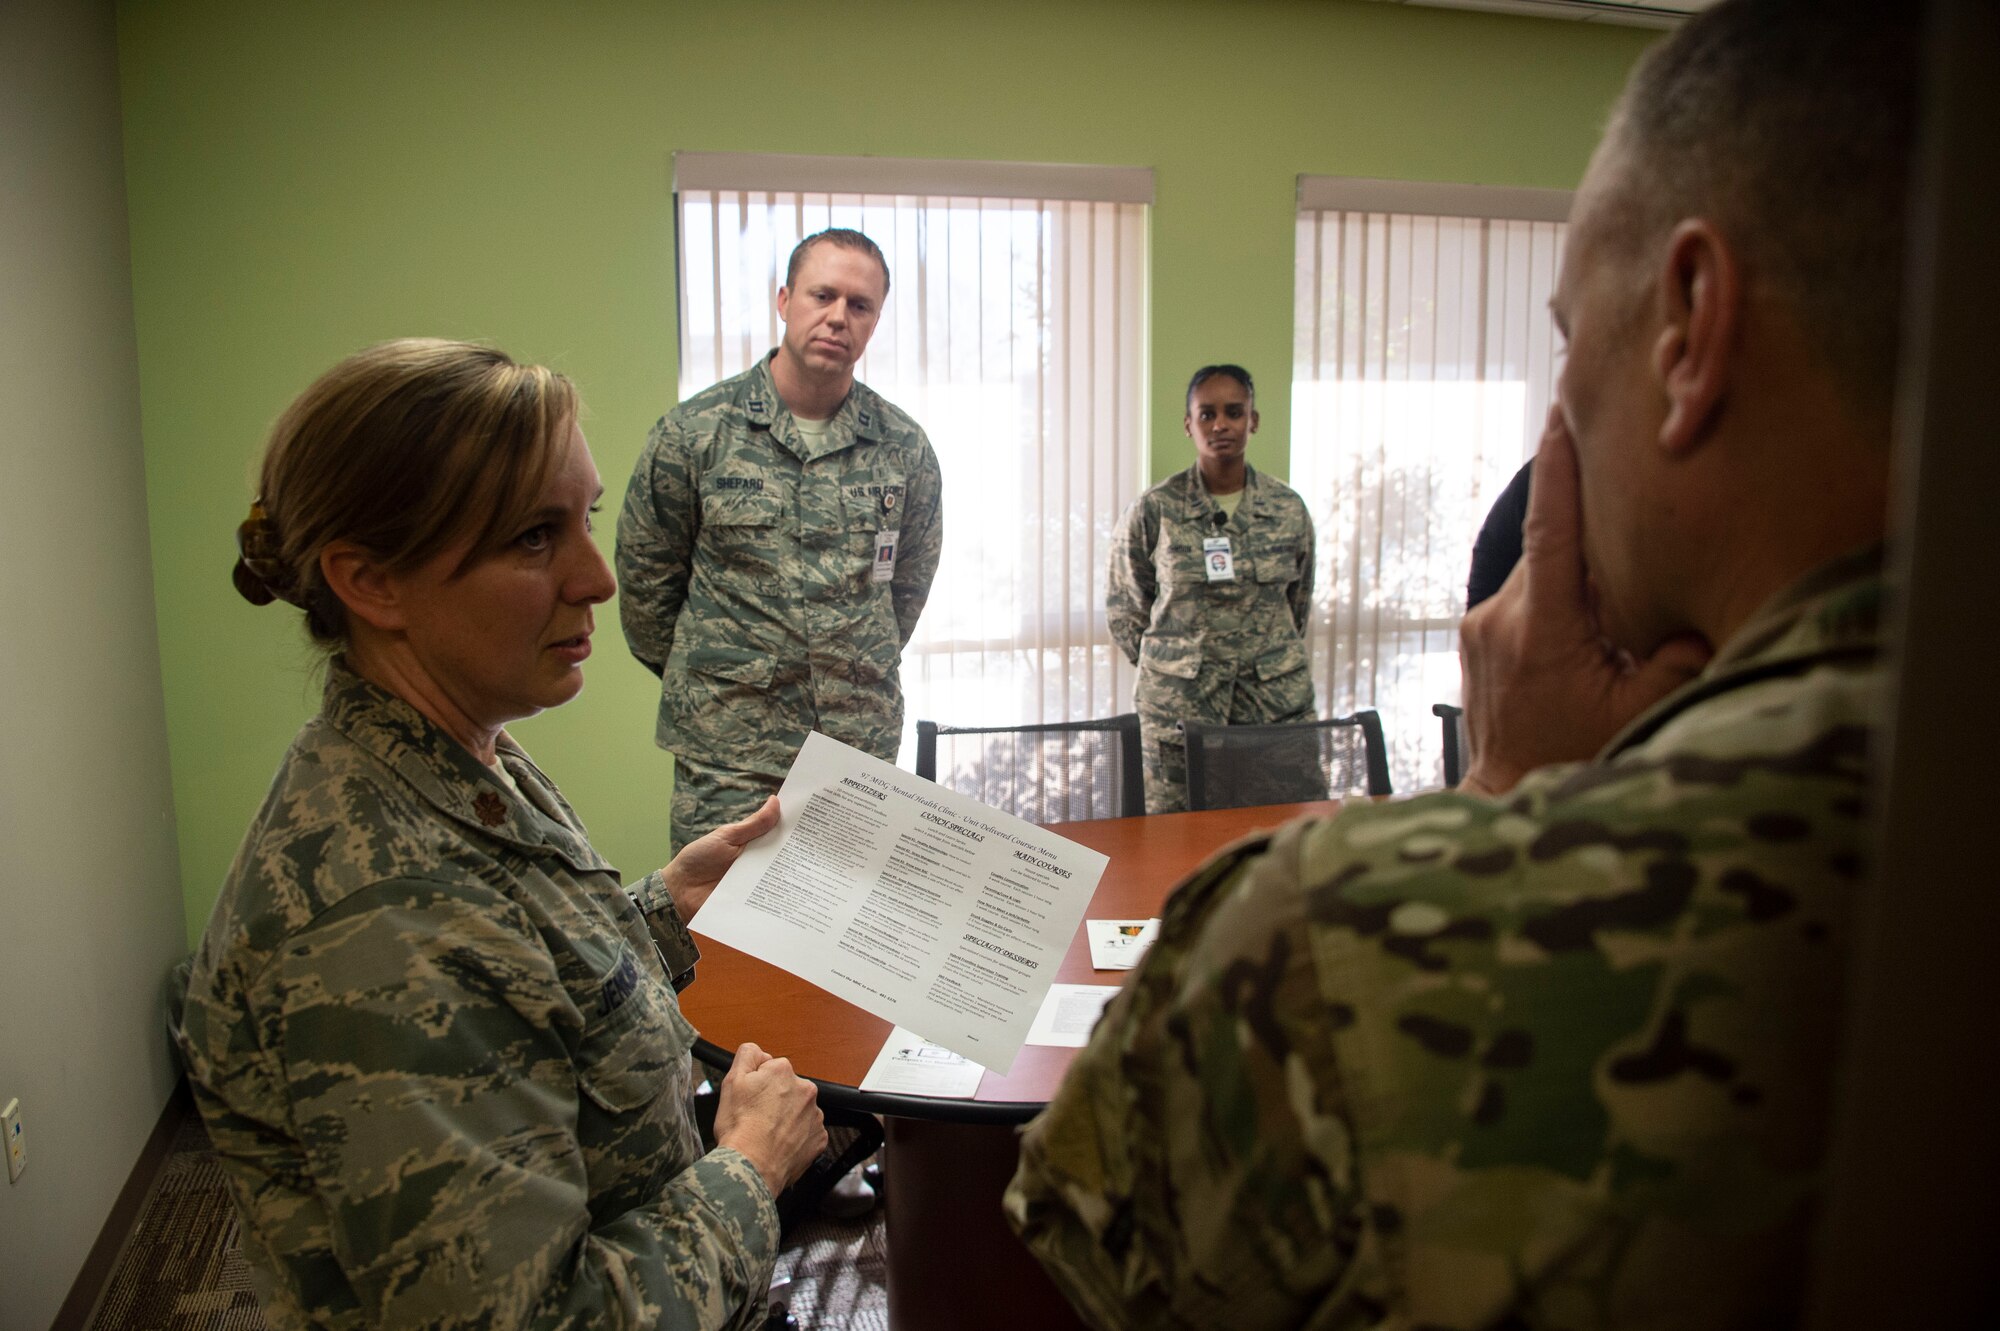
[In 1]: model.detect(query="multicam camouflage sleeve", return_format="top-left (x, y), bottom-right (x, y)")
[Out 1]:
top-left (249, 880), bottom-right (777, 1331)
top-left (616, 415), bottom-right (700, 678)
top-left (1105, 499), bottom-right (1158, 667)
top-left (890, 429), bottom-right (944, 645)
top-left (1005, 831), bottom-right (1357, 1331)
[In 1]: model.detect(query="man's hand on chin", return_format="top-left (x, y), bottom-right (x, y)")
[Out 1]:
top-left (1458, 409), bottom-right (1712, 797)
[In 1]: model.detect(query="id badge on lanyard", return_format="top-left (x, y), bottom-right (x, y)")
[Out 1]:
top-left (871, 488), bottom-right (901, 584)
top-left (871, 530), bottom-right (900, 583)
top-left (1202, 535), bottom-right (1236, 582)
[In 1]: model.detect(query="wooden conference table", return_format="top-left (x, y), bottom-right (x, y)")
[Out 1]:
top-left (679, 799), bottom-right (1343, 1330)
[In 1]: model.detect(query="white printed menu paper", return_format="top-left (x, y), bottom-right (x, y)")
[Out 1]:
top-left (692, 731), bottom-right (1109, 1075)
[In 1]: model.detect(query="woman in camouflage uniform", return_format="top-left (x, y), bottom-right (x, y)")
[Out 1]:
top-left (1107, 365), bottom-right (1318, 812)
top-left (178, 340), bottom-right (825, 1331)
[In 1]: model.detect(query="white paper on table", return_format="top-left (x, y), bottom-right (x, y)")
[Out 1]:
top-left (858, 1026), bottom-right (987, 1098)
top-left (1087, 918), bottom-right (1161, 970)
top-left (693, 731), bottom-right (1109, 1075)
top-left (1024, 983), bottom-right (1122, 1048)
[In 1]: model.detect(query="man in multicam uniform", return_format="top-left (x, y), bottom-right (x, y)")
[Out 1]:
top-left (1108, 365), bottom-right (1316, 812)
top-left (1006, 2), bottom-right (1914, 1326)
top-left (618, 228), bottom-right (944, 854)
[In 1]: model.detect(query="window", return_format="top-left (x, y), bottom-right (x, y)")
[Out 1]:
top-left (1292, 177), bottom-right (1570, 790)
top-left (673, 153), bottom-right (1151, 768)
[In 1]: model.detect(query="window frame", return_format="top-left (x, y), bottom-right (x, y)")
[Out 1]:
top-left (1292, 174), bottom-right (1575, 790)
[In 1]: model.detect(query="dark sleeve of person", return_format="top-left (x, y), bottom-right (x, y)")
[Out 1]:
top-left (1466, 457), bottom-right (1535, 610)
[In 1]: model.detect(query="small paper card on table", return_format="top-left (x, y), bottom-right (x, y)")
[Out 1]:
top-left (859, 1026), bottom-right (986, 1098)
top-left (1087, 918), bottom-right (1161, 970)
top-left (1025, 983), bottom-right (1122, 1048)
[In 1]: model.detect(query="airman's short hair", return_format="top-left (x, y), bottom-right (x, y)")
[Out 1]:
top-left (784, 228), bottom-right (891, 298)
top-left (1599, 0), bottom-right (1920, 424)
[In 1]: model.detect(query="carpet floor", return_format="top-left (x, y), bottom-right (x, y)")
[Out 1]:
top-left (87, 1114), bottom-right (889, 1331)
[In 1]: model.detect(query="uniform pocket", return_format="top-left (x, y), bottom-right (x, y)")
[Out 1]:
top-left (1159, 544), bottom-right (1214, 590)
top-left (1255, 641), bottom-right (1308, 681)
top-left (1254, 551), bottom-right (1300, 583)
top-left (573, 952), bottom-right (695, 1115)
top-left (1140, 635), bottom-right (1202, 681)
top-left (697, 491), bottom-right (788, 584)
top-left (827, 479), bottom-right (907, 672)
top-left (841, 478), bottom-right (905, 596)
top-left (840, 479), bottom-right (907, 530)
top-left (701, 491), bottom-right (785, 529)
top-left (682, 643), bottom-right (777, 688)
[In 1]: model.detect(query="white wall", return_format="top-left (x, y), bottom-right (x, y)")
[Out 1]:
top-left (0, 1), bottom-right (189, 1325)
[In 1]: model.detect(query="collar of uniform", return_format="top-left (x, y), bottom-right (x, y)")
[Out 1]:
top-left (319, 662), bottom-right (615, 875)
top-left (1603, 542), bottom-right (1887, 758)
top-left (1184, 462), bottom-right (1259, 519)
top-left (738, 351), bottom-right (882, 456)
top-left (492, 735), bottom-right (597, 840)
top-left (737, 353), bottom-right (783, 427)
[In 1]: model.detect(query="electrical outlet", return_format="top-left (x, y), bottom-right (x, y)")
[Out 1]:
top-left (2, 1098), bottom-right (23, 1183)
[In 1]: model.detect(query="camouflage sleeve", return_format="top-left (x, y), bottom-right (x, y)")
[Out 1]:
top-left (1289, 505), bottom-right (1314, 637)
top-left (892, 428), bottom-right (944, 645)
top-left (1105, 498), bottom-right (1155, 667)
top-left (1006, 827), bottom-right (1358, 1330)
top-left (616, 415), bottom-right (699, 677)
top-left (263, 878), bottom-right (778, 1331)
top-left (628, 869), bottom-right (702, 991)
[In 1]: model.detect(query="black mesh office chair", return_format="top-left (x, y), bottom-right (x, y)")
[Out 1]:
top-left (1182, 710), bottom-right (1392, 811)
top-left (1433, 702), bottom-right (1467, 788)
top-left (915, 714), bottom-right (1145, 821)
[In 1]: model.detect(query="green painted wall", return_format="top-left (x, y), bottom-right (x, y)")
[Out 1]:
top-left (117, 0), bottom-right (1655, 940)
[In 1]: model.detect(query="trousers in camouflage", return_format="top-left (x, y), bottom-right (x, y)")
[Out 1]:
top-left (670, 752), bottom-right (783, 858)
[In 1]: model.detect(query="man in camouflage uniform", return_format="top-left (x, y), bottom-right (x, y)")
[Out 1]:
top-left (1007, 2), bottom-right (1913, 1325)
top-left (178, 664), bottom-right (808, 1330)
top-left (618, 229), bottom-right (943, 854)
top-left (1109, 366), bottom-right (1316, 812)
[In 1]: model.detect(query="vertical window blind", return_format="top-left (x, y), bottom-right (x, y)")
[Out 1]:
top-left (673, 154), bottom-right (1151, 773)
top-left (1292, 177), bottom-right (1570, 790)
